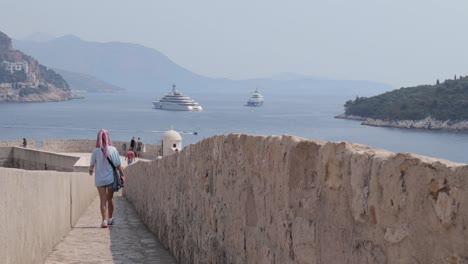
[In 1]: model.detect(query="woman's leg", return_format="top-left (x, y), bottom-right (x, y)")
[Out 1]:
top-left (107, 188), bottom-right (115, 219)
top-left (97, 187), bottom-right (108, 221)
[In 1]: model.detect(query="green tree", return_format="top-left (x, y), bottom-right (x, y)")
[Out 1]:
top-left (343, 77), bottom-right (468, 121)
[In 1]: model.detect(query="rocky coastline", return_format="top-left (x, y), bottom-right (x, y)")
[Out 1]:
top-left (335, 114), bottom-right (468, 131)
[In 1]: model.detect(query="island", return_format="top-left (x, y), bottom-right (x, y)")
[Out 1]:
top-left (336, 76), bottom-right (468, 130)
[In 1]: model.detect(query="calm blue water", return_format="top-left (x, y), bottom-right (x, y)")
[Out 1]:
top-left (1, 89), bottom-right (468, 163)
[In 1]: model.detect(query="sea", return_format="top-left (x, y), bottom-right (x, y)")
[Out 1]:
top-left (1, 88), bottom-right (468, 164)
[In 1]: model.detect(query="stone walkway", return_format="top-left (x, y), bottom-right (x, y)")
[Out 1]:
top-left (45, 194), bottom-right (177, 264)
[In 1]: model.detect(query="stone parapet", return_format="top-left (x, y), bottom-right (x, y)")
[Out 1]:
top-left (41, 139), bottom-right (96, 153)
top-left (0, 139), bottom-right (35, 148)
top-left (9, 147), bottom-right (80, 172)
top-left (41, 139), bottom-right (160, 159)
top-left (0, 168), bottom-right (96, 264)
top-left (124, 133), bottom-right (468, 264)
top-left (0, 147), bottom-right (12, 167)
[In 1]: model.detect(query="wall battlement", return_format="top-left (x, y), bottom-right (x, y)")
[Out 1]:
top-left (0, 139), bottom-right (161, 159)
top-left (124, 133), bottom-right (468, 264)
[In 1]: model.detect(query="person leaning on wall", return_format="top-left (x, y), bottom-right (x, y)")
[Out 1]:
top-left (89, 129), bottom-right (125, 228)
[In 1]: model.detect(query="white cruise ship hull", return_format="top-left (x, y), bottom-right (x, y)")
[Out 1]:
top-left (245, 89), bottom-right (264, 107)
top-left (153, 101), bottom-right (203, 111)
top-left (245, 100), bottom-right (264, 107)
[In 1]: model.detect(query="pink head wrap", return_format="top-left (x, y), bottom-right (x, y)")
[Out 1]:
top-left (96, 129), bottom-right (113, 159)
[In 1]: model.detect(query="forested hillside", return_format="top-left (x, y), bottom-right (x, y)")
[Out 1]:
top-left (344, 76), bottom-right (468, 121)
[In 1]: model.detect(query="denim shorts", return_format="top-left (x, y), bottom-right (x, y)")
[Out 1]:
top-left (98, 182), bottom-right (113, 188)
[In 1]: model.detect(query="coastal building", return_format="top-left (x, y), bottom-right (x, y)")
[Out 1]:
top-left (1, 60), bottom-right (38, 87)
top-left (161, 129), bottom-right (182, 156)
top-left (0, 83), bottom-right (12, 89)
top-left (1, 60), bottom-right (29, 74)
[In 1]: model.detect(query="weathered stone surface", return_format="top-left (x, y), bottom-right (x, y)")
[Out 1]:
top-left (433, 187), bottom-right (461, 228)
top-left (124, 133), bottom-right (468, 264)
top-left (292, 217), bottom-right (316, 264)
top-left (384, 224), bottom-right (409, 244)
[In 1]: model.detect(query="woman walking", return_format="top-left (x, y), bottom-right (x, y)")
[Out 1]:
top-left (126, 147), bottom-right (135, 165)
top-left (89, 129), bottom-right (125, 228)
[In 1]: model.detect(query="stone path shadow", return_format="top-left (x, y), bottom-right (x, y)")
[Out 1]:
top-left (45, 193), bottom-right (177, 264)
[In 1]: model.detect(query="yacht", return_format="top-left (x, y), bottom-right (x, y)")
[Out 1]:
top-left (152, 84), bottom-right (203, 111)
top-left (245, 88), bottom-right (264, 107)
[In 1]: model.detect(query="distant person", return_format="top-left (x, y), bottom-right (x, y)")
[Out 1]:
top-left (130, 137), bottom-right (136, 151)
top-left (22, 138), bottom-right (27, 148)
top-left (126, 148), bottom-right (135, 165)
top-left (136, 137), bottom-right (143, 157)
top-left (89, 129), bottom-right (125, 228)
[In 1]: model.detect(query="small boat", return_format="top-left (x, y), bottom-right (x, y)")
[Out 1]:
top-left (245, 88), bottom-right (264, 107)
top-left (152, 84), bottom-right (203, 111)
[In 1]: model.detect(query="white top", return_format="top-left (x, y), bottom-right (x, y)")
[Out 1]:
top-left (90, 146), bottom-right (121, 187)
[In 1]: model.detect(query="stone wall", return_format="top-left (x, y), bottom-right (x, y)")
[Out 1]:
top-left (10, 147), bottom-right (80, 172)
top-left (124, 134), bottom-right (468, 264)
top-left (41, 139), bottom-right (96, 153)
top-left (0, 147), bottom-right (12, 167)
top-left (0, 168), bottom-right (96, 264)
top-left (0, 139), bottom-right (35, 148)
top-left (138, 142), bottom-right (160, 159)
top-left (41, 139), bottom-right (160, 159)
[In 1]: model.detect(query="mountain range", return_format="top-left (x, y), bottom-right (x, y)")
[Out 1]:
top-left (13, 34), bottom-right (393, 96)
top-left (53, 68), bottom-right (124, 93)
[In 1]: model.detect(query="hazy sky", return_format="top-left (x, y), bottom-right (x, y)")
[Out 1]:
top-left (1, 0), bottom-right (468, 87)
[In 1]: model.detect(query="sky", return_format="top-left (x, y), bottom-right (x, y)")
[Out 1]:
top-left (1, 0), bottom-right (468, 87)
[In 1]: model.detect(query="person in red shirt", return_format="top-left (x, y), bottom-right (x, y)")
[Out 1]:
top-left (126, 148), bottom-right (135, 165)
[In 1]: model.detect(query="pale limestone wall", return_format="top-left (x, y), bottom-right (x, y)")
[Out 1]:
top-left (70, 171), bottom-right (97, 226)
top-left (0, 147), bottom-right (12, 167)
top-left (0, 139), bottom-right (35, 148)
top-left (41, 139), bottom-right (96, 153)
top-left (0, 168), bottom-right (96, 264)
top-left (11, 147), bottom-right (80, 172)
top-left (124, 134), bottom-right (468, 264)
top-left (41, 139), bottom-right (160, 159)
top-left (138, 143), bottom-right (160, 159)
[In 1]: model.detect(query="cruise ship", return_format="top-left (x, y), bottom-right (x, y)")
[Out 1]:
top-left (245, 88), bottom-right (264, 107)
top-left (152, 84), bottom-right (203, 111)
